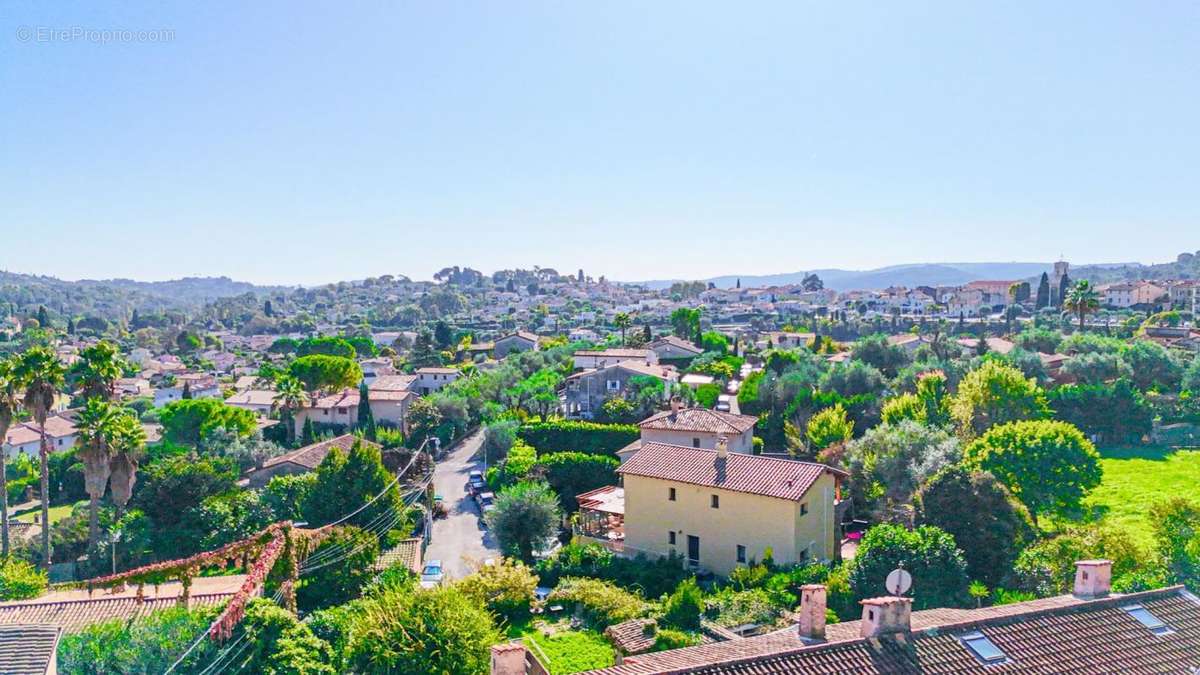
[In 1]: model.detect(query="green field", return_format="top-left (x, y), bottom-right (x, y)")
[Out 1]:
top-left (1085, 446), bottom-right (1200, 549)
top-left (13, 501), bottom-right (79, 525)
top-left (508, 618), bottom-right (615, 674)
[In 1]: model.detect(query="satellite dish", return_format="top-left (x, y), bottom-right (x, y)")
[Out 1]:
top-left (885, 568), bottom-right (912, 596)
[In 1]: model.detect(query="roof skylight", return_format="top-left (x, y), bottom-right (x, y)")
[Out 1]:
top-left (960, 630), bottom-right (1006, 664)
top-left (1122, 604), bottom-right (1173, 635)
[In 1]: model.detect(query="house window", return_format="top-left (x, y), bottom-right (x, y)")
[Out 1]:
top-left (692, 438), bottom-right (700, 448)
top-left (337, 407), bottom-right (348, 414)
top-left (799, 549), bottom-right (808, 562)
top-left (669, 531), bottom-right (676, 545)
top-left (736, 545), bottom-right (746, 563)
top-left (606, 380), bottom-right (621, 392)
top-left (800, 502), bottom-right (808, 516)
top-left (711, 495), bottom-right (719, 509)
top-left (668, 487), bottom-right (676, 501)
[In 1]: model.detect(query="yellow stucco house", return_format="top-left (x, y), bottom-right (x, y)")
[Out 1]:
top-left (617, 441), bottom-right (845, 576)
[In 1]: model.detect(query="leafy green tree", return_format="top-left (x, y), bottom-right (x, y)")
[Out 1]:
top-left (545, 577), bottom-right (647, 627)
top-left (159, 398), bottom-right (257, 446)
top-left (13, 346), bottom-right (65, 567)
top-left (347, 584), bottom-right (501, 675)
top-left (662, 577), bottom-right (704, 630)
top-left (1183, 356), bottom-right (1200, 394)
top-left (1148, 497), bottom-right (1200, 589)
top-left (297, 525), bottom-right (380, 612)
top-left (881, 393), bottom-right (925, 426)
top-left (537, 452), bottom-right (619, 512)
top-left (1013, 327), bottom-right (1062, 354)
top-left (408, 329), bottom-right (444, 368)
top-left (670, 307), bottom-right (702, 343)
top-left (818, 361), bottom-right (885, 399)
top-left (57, 605), bottom-right (222, 674)
top-left (848, 524), bottom-right (970, 609)
top-left (485, 480), bottom-right (561, 563)
top-left (806, 404), bottom-right (853, 451)
top-left (455, 557), bottom-right (538, 623)
top-left (433, 320), bottom-right (454, 349)
top-left (1061, 351), bottom-right (1131, 385)
top-left (1048, 379), bottom-right (1152, 444)
top-left (287, 355), bottom-right (362, 393)
top-left (1119, 340), bottom-right (1183, 392)
top-left (695, 382), bottom-right (722, 409)
top-left (405, 396), bottom-right (443, 446)
top-left (964, 419), bottom-right (1101, 526)
top-left (0, 556), bottom-right (47, 599)
top-left (303, 439), bottom-right (401, 530)
top-left (851, 334), bottom-right (910, 378)
top-left (296, 336), bottom-right (357, 359)
top-left (699, 330), bottom-right (729, 355)
top-left (131, 455), bottom-right (239, 555)
top-left (915, 370), bottom-right (951, 427)
top-left (951, 360), bottom-right (1048, 437)
top-left (239, 598), bottom-right (335, 674)
top-left (840, 421), bottom-right (960, 521)
top-left (915, 465), bottom-right (1035, 586)
top-left (506, 368), bottom-right (562, 419)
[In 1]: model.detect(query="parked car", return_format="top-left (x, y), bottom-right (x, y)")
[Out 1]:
top-left (420, 560), bottom-right (444, 589)
top-left (476, 491), bottom-right (495, 509)
top-left (467, 471), bottom-right (486, 494)
top-left (716, 394), bottom-right (732, 412)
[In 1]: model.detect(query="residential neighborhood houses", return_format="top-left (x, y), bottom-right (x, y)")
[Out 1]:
top-left (0, 253), bottom-right (1198, 673)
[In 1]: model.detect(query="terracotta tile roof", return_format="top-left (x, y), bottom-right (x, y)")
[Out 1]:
top-left (369, 375), bottom-right (418, 392)
top-left (567, 361), bottom-right (678, 382)
top-left (0, 593), bottom-right (233, 634)
top-left (0, 624), bottom-right (60, 674)
top-left (607, 619), bottom-right (658, 655)
top-left (225, 389), bottom-right (276, 407)
top-left (576, 349), bottom-right (657, 360)
top-left (618, 443), bottom-right (841, 502)
top-left (648, 336), bottom-right (704, 354)
top-left (4, 417), bottom-right (77, 446)
top-left (497, 331), bottom-right (539, 344)
top-left (415, 367), bottom-right (458, 375)
top-left (587, 586), bottom-right (1200, 674)
top-left (639, 408), bottom-right (757, 435)
top-left (259, 434), bottom-right (377, 471)
top-left (374, 538), bottom-right (423, 573)
top-left (311, 389), bottom-right (359, 409)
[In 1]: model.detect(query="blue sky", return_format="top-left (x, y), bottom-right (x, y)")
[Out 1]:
top-left (1, 2), bottom-right (1197, 285)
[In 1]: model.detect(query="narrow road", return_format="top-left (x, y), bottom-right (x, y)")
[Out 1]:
top-left (424, 430), bottom-right (500, 580)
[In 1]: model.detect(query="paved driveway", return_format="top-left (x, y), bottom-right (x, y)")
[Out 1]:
top-left (424, 430), bottom-right (500, 580)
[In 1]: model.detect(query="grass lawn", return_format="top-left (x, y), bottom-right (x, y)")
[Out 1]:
top-left (13, 501), bottom-right (79, 525)
top-left (508, 618), bottom-right (615, 674)
top-left (1084, 445), bottom-right (1200, 549)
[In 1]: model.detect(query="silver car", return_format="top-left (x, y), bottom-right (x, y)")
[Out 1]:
top-left (420, 560), bottom-right (444, 589)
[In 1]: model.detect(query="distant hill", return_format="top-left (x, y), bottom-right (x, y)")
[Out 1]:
top-left (0, 271), bottom-right (285, 320)
top-left (632, 262), bottom-right (1063, 291)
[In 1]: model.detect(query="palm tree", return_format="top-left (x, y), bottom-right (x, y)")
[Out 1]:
top-left (13, 347), bottom-right (65, 568)
top-left (1064, 280), bottom-right (1101, 332)
top-left (613, 312), bottom-right (632, 346)
top-left (71, 341), bottom-right (124, 401)
top-left (107, 411), bottom-right (145, 524)
top-left (75, 399), bottom-right (118, 550)
top-left (0, 357), bottom-right (19, 557)
top-left (273, 375), bottom-right (308, 445)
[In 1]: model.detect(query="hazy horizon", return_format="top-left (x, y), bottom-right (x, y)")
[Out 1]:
top-left (3, 2), bottom-right (1197, 285)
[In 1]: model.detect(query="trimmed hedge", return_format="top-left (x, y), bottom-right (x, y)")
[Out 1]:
top-left (518, 421), bottom-right (638, 457)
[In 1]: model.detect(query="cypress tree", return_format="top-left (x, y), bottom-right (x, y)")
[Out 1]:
top-left (37, 305), bottom-right (48, 327)
top-left (1035, 273), bottom-right (1050, 310)
top-left (66, 318), bottom-right (75, 335)
top-left (1057, 272), bottom-right (1072, 309)
top-left (302, 417), bottom-right (317, 446)
top-left (181, 381), bottom-right (192, 399)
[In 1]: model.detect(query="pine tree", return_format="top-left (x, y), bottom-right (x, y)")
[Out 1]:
top-left (1035, 273), bottom-right (1050, 310)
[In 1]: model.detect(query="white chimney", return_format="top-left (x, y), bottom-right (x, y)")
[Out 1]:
top-left (859, 596), bottom-right (912, 638)
top-left (716, 436), bottom-right (729, 459)
top-left (1073, 559), bottom-right (1112, 599)
top-left (491, 642), bottom-right (527, 675)
top-left (797, 584), bottom-right (827, 640)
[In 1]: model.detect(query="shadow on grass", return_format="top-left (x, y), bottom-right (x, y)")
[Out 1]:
top-left (1098, 445), bottom-right (1178, 461)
